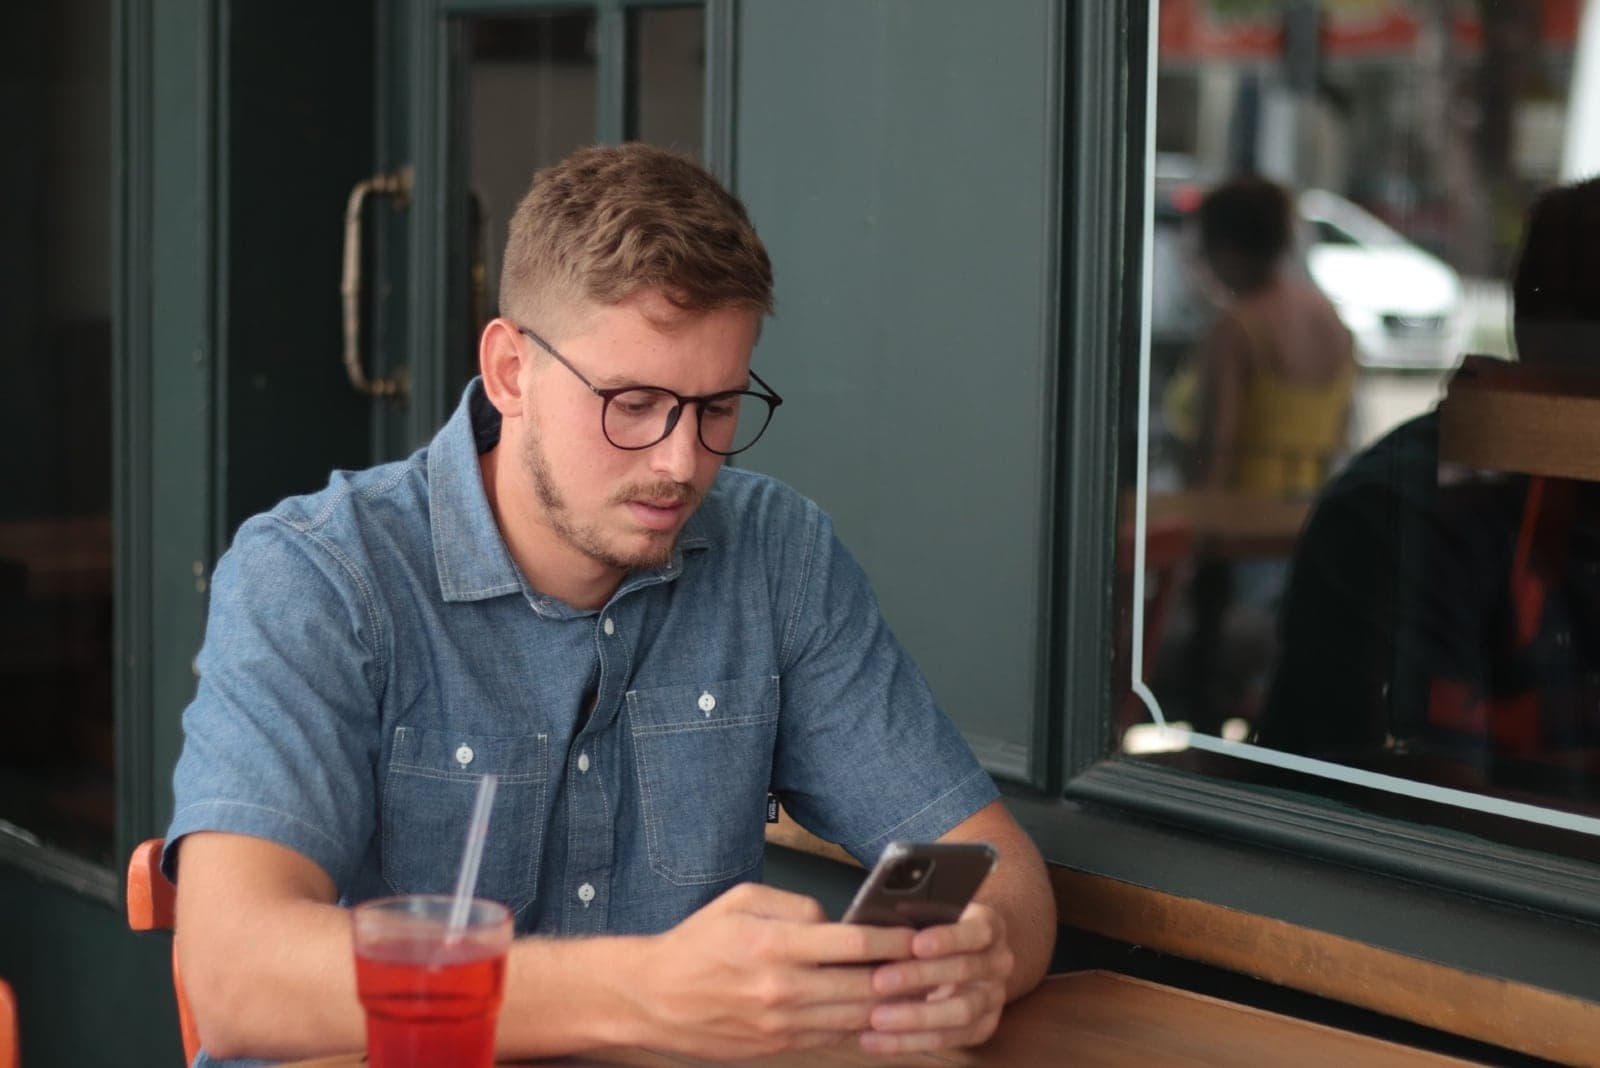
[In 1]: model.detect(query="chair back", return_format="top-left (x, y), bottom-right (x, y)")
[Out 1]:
top-left (1, 976), bottom-right (17, 1068)
top-left (127, 838), bottom-right (200, 1066)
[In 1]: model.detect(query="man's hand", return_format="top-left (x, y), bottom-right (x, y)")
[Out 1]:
top-left (858, 902), bottom-right (1014, 1055)
top-left (622, 882), bottom-right (917, 1059)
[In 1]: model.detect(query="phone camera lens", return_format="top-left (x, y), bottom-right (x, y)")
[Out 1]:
top-left (885, 859), bottom-right (930, 892)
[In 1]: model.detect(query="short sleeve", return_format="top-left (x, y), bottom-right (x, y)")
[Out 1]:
top-left (769, 505), bottom-right (997, 864)
top-left (163, 514), bottom-right (386, 891)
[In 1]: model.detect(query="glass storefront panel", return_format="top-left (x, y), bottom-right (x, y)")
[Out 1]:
top-left (0, 0), bottom-right (115, 864)
top-left (626, 6), bottom-right (705, 155)
top-left (444, 7), bottom-right (706, 401)
top-left (1122, 0), bottom-right (1600, 857)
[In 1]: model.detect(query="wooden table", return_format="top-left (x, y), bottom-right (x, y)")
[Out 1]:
top-left (285, 970), bottom-right (1475, 1067)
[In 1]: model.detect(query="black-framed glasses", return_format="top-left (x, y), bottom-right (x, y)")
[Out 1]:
top-left (517, 325), bottom-right (783, 456)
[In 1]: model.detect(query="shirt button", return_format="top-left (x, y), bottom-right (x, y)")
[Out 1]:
top-left (603, 617), bottom-right (615, 636)
top-left (454, 745), bottom-right (474, 766)
top-left (697, 691), bottom-right (717, 714)
top-left (577, 883), bottom-right (596, 905)
top-left (577, 752), bottom-right (590, 773)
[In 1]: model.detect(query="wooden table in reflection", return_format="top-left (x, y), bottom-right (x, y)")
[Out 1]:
top-left (0, 516), bottom-right (113, 599)
top-left (1144, 490), bottom-right (1311, 560)
top-left (284, 970), bottom-right (1473, 1067)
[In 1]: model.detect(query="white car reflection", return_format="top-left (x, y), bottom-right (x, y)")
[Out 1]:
top-left (1298, 189), bottom-right (1468, 370)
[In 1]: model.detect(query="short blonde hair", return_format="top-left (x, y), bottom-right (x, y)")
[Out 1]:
top-left (500, 143), bottom-right (774, 338)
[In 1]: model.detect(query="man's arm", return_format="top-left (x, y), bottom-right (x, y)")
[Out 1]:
top-left (175, 832), bottom-right (367, 1062)
top-left (855, 799), bottom-right (1056, 1054)
top-left (938, 799), bottom-right (1056, 1000)
top-left (176, 831), bottom-right (921, 1062)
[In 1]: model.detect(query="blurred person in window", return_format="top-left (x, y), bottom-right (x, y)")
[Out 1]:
top-left (1256, 176), bottom-right (1600, 800)
top-left (1173, 176), bottom-right (1355, 734)
top-left (1173, 175), bottom-right (1356, 497)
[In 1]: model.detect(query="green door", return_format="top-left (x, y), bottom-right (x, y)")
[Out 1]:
top-left (0, 3), bottom-right (722, 1064)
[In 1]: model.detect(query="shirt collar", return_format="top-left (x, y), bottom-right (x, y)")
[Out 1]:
top-left (428, 378), bottom-right (713, 607)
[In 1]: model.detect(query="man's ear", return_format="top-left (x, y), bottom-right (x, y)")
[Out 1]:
top-left (479, 318), bottom-right (527, 417)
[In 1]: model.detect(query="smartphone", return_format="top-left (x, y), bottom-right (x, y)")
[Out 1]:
top-left (840, 841), bottom-right (998, 929)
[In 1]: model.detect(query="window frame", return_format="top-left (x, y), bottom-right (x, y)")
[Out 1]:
top-left (1052, 0), bottom-right (1600, 947)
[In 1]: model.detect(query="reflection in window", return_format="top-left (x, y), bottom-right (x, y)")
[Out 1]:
top-left (447, 8), bottom-right (706, 397)
top-left (1123, 0), bottom-right (1600, 854)
top-left (627, 6), bottom-right (705, 155)
top-left (454, 12), bottom-right (601, 390)
top-left (0, 0), bottom-right (114, 864)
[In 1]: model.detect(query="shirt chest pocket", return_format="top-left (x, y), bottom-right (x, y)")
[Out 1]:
top-left (381, 727), bottom-right (549, 913)
top-left (627, 675), bottom-right (779, 886)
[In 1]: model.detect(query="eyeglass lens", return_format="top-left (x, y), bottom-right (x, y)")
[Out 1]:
top-left (604, 389), bottom-right (773, 455)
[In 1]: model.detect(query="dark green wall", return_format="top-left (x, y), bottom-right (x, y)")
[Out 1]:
top-left (0, 865), bottom-right (182, 1066)
top-left (734, 0), bottom-right (1062, 783)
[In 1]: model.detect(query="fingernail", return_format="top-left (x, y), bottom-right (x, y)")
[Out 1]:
top-left (878, 969), bottom-right (902, 993)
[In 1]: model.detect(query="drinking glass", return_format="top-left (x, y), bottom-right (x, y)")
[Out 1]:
top-left (352, 895), bottom-right (513, 1068)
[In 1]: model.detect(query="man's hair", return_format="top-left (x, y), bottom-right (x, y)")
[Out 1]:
top-left (500, 143), bottom-right (774, 337)
top-left (1511, 176), bottom-right (1600, 366)
top-left (1197, 175), bottom-right (1293, 292)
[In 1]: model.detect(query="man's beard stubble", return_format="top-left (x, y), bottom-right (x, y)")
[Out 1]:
top-left (521, 423), bottom-right (700, 572)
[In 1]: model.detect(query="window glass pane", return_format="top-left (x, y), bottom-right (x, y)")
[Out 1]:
top-left (626, 6), bottom-right (705, 156)
top-left (449, 12), bottom-right (600, 395)
top-left (0, 0), bottom-right (114, 863)
top-left (1122, 0), bottom-right (1600, 859)
top-left (445, 7), bottom-right (706, 399)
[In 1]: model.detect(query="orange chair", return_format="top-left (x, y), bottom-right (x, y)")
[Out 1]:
top-left (1, 976), bottom-right (17, 1068)
top-left (127, 838), bottom-right (200, 1066)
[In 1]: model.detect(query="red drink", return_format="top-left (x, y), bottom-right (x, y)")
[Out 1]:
top-left (356, 936), bottom-right (506, 1068)
top-left (352, 896), bottom-right (513, 1068)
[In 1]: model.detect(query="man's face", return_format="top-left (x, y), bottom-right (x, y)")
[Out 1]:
top-left (517, 289), bottom-right (761, 574)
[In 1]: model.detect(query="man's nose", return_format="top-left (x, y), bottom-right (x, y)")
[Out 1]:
top-left (648, 405), bottom-right (704, 482)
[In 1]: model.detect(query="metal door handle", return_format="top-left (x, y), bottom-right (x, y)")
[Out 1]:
top-left (341, 165), bottom-right (413, 399)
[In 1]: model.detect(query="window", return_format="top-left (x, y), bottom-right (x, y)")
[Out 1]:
top-left (443, 4), bottom-right (707, 402)
top-left (1112, 0), bottom-right (1600, 882)
top-left (0, 0), bottom-right (114, 867)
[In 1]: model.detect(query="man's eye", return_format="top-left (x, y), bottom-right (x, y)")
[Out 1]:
top-left (705, 400), bottom-right (740, 420)
top-left (614, 394), bottom-right (664, 416)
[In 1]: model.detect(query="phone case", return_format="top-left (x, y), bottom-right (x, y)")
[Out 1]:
top-left (840, 840), bottom-right (998, 929)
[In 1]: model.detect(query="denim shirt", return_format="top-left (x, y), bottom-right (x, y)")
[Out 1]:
top-left (166, 379), bottom-right (997, 1067)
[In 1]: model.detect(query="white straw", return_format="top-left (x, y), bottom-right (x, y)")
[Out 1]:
top-left (446, 773), bottom-right (499, 938)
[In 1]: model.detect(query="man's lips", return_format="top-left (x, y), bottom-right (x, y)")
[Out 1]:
top-left (625, 498), bottom-right (688, 531)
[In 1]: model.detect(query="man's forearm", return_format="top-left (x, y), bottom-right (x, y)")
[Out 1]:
top-left (940, 801), bottom-right (1057, 1000)
top-left (496, 932), bottom-right (654, 1057)
top-left (182, 897), bottom-right (368, 1062)
top-left (979, 851), bottom-right (1057, 1001)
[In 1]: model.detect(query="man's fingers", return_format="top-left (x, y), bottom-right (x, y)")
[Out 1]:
top-left (781, 921), bottom-right (915, 965)
top-left (872, 946), bottom-right (1002, 996)
top-left (786, 1029), bottom-right (858, 1051)
top-left (778, 996), bottom-right (883, 1034)
top-left (714, 882), bottom-right (829, 924)
top-left (867, 982), bottom-right (1002, 1033)
top-left (910, 904), bottom-right (1002, 959)
top-left (857, 982), bottom-right (1005, 1056)
top-left (746, 963), bottom-right (882, 1010)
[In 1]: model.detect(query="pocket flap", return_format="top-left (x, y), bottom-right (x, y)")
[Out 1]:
top-left (626, 675), bottom-right (779, 734)
top-left (389, 726), bottom-right (549, 783)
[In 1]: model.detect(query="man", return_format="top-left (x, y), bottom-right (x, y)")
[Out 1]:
top-left (166, 143), bottom-right (1054, 1066)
